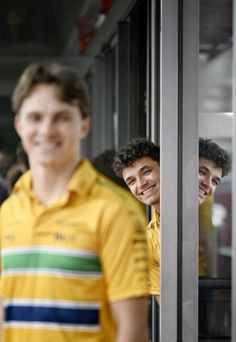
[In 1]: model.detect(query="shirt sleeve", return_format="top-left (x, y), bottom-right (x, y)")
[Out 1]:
top-left (99, 204), bottom-right (150, 302)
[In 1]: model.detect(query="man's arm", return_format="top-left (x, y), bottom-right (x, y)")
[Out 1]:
top-left (0, 297), bottom-right (3, 341)
top-left (110, 297), bottom-right (148, 342)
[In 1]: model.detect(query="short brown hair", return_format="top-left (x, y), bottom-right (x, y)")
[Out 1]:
top-left (12, 63), bottom-right (90, 118)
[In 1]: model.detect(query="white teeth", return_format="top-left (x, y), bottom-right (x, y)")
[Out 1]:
top-left (142, 187), bottom-right (153, 195)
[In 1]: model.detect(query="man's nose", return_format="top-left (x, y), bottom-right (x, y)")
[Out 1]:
top-left (137, 177), bottom-right (146, 188)
top-left (203, 176), bottom-right (213, 193)
top-left (40, 119), bottom-right (54, 134)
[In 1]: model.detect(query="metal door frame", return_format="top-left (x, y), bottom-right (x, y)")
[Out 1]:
top-left (232, 0), bottom-right (236, 339)
top-left (149, 0), bottom-right (199, 340)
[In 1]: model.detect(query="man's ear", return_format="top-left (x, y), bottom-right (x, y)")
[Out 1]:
top-left (81, 116), bottom-right (91, 139)
top-left (14, 115), bottom-right (22, 138)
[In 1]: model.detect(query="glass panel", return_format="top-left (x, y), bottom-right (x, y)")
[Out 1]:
top-left (199, 280), bottom-right (231, 338)
top-left (199, 0), bottom-right (232, 339)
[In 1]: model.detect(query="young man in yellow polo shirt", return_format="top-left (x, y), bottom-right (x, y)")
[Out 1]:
top-left (113, 138), bottom-right (161, 303)
top-left (112, 137), bottom-right (231, 304)
top-left (0, 63), bottom-right (150, 342)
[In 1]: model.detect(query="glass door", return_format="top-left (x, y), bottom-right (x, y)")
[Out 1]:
top-left (199, 1), bottom-right (232, 340)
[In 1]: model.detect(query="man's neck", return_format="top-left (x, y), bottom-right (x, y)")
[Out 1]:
top-left (152, 202), bottom-right (160, 214)
top-left (30, 159), bottom-right (80, 206)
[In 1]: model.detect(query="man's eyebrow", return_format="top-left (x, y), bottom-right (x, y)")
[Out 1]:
top-left (26, 110), bottom-right (41, 116)
top-left (199, 165), bottom-right (210, 173)
top-left (140, 165), bottom-right (151, 171)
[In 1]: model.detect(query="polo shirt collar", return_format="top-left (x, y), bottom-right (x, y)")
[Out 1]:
top-left (13, 159), bottom-right (98, 199)
top-left (147, 210), bottom-right (160, 230)
top-left (68, 159), bottom-right (97, 197)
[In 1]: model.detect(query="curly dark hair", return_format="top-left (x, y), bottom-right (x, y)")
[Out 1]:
top-left (12, 63), bottom-right (90, 118)
top-left (199, 137), bottom-right (231, 177)
top-left (112, 137), bottom-right (160, 177)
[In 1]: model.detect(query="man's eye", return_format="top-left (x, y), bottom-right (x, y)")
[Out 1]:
top-left (60, 114), bottom-right (71, 121)
top-left (29, 114), bottom-right (41, 122)
top-left (56, 114), bottom-right (71, 122)
top-left (128, 180), bottom-right (135, 186)
top-left (199, 170), bottom-right (205, 175)
top-left (212, 179), bottom-right (219, 186)
top-left (143, 169), bottom-right (151, 175)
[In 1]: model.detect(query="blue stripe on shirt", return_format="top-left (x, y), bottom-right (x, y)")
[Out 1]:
top-left (5, 305), bottom-right (99, 326)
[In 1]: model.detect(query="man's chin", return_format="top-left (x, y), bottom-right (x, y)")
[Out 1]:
top-left (138, 197), bottom-right (151, 206)
top-left (142, 197), bottom-right (159, 207)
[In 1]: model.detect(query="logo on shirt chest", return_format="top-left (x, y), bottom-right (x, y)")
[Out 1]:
top-left (3, 234), bottom-right (15, 242)
top-left (54, 232), bottom-right (76, 242)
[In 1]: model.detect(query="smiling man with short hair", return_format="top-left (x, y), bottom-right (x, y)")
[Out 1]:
top-left (0, 64), bottom-right (150, 342)
top-left (198, 137), bottom-right (231, 204)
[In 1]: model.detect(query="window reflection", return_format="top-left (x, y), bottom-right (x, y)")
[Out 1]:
top-left (199, 0), bottom-right (232, 337)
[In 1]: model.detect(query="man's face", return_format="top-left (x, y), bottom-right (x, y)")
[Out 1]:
top-left (122, 156), bottom-right (160, 209)
top-left (198, 157), bottom-right (223, 205)
top-left (14, 84), bottom-right (90, 170)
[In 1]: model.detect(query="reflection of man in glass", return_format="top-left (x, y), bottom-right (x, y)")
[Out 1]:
top-left (198, 138), bottom-right (231, 204)
top-left (113, 137), bottom-right (231, 304)
top-left (199, 196), bottom-right (215, 277)
top-left (198, 137), bottom-right (231, 277)
top-left (198, 138), bottom-right (231, 336)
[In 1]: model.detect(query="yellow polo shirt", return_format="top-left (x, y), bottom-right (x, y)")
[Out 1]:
top-left (199, 196), bottom-right (214, 276)
top-left (147, 211), bottom-right (160, 295)
top-left (0, 159), bottom-right (149, 342)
